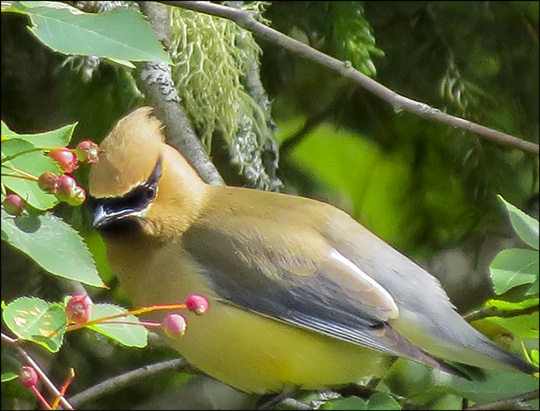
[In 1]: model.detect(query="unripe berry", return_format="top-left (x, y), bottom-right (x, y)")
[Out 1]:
top-left (54, 175), bottom-right (86, 206)
top-left (66, 185), bottom-right (87, 206)
top-left (66, 294), bottom-right (93, 325)
top-left (38, 172), bottom-right (60, 193)
top-left (186, 294), bottom-right (209, 315)
top-left (3, 194), bottom-right (25, 216)
top-left (19, 366), bottom-right (39, 387)
top-left (162, 313), bottom-right (187, 337)
top-left (48, 147), bottom-right (79, 173)
top-left (75, 140), bottom-right (101, 164)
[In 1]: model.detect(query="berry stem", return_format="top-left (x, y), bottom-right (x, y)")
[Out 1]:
top-left (1, 165), bottom-right (39, 181)
top-left (67, 303), bottom-right (187, 331)
top-left (30, 386), bottom-right (53, 410)
top-left (51, 368), bottom-right (75, 410)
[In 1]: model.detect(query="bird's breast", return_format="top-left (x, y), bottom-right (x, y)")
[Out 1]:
top-left (103, 234), bottom-right (385, 393)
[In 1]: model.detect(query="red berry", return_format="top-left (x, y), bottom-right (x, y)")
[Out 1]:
top-left (3, 194), bottom-right (25, 216)
top-left (48, 147), bottom-right (79, 173)
top-left (38, 172), bottom-right (60, 193)
top-left (186, 294), bottom-right (209, 315)
top-left (19, 366), bottom-right (39, 387)
top-left (66, 294), bottom-right (93, 325)
top-left (162, 314), bottom-right (187, 337)
top-left (75, 140), bottom-right (101, 164)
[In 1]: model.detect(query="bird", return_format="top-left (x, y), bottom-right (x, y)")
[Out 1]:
top-left (88, 106), bottom-right (537, 394)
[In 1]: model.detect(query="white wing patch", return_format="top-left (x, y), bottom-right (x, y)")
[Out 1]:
top-left (329, 248), bottom-right (399, 319)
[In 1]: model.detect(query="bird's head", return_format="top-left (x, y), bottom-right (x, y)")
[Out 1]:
top-left (88, 107), bottom-right (207, 238)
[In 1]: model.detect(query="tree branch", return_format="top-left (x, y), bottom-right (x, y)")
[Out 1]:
top-left (159, 1), bottom-right (539, 155)
top-left (68, 358), bottom-right (198, 408)
top-left (137, 2), bottom-right (225, 186)
top-left (465, 389), bottom-right (539, 410)
top-left (464, 305), bottom-right (539, 323)
top-left (1, 333), bottom-right (74, 410)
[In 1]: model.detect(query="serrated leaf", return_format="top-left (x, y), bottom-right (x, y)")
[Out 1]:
top-left (15, 123), bottom-right (76, 148)
top-left (18, 1), bottom-right (85, 13)
top-left (490, 248), bottom-right (538, 295)
top-left (86, 304), bottom-right (148, 348)
top-left (2, 297), bottom-right (66, 352)
top-left (498, 195), bottom-right (539, 250)
top-left (1, 209), bottom-right (104, 287)
top-left (23, 5), bottom-right (171, 64)
top-left (1, 138), bottom-right (61, 210)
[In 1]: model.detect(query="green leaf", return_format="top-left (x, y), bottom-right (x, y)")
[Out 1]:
top-left (14, 123), bottom-right (76, 148)
top-left (2, 297), bottom-right (66, 352)
top-left (20, 4), bottom-right (171, 64)
top-left (1, 209), bottom-right (104, 287)
top-left (1, 121), bottom-right (19, 139)
top-left (485, 298), bottom-right (539, 311)
top-left (531, 350), bottom-right (539, 367)
top-left (490, 248), bottom-right (538, 295)
top-left (1, 138), bottom-right (61, 210)
top-left (321, 396), bottom-right (367, 410)
top-left (486, 311), bottom-right (539, 339)
top-left (498, 195), bottom-right (539, 250)
top-left (434, 368), bottom-right (539, 403)
top-left (1, 373), bottom-right (18, 383)
top-left (366, 393), bottom-right (401, 410)
top-left (86, 304), bottom-right (148, 348)
top-left (526, 279), bottom-right (539, 296)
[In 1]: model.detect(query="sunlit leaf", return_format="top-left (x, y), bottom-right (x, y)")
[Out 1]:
top-left (2, 297), bottom-right (66, 352)
top-left (1, 209), bottom-right (104, 287)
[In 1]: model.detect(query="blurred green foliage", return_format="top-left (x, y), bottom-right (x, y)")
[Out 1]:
top-left (1, 1), bottom-right (538, 410)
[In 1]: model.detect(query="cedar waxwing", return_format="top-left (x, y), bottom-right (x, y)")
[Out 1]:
top-left (88, 107), bottom-right (537, 394)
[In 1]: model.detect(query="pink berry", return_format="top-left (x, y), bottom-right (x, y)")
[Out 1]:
top-left (186, 294), bottom-right (209, 315)
top-left (19, 366), bottom-right (39, 387)
top-left (3, 194), bottom-right (25, 216)
top-left (162, 314), bottom-right (187, 337)
top-left (66, 294), bottom-right (93, 325)
top-left (75, 140), bottom-right (101, 164)
top-left (53, 175), bottom-right (86, 206)
top-left (48, 147), bottom-right (79, 173)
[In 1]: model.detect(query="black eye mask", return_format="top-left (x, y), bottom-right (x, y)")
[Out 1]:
top-left (91, 157), bottom-right (162, 232)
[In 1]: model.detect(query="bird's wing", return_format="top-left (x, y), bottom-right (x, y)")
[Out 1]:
top-left (182, 217), bottom-right (444, 368)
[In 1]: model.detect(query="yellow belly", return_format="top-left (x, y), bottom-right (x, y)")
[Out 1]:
top-left (105, 237), bottom-right (385, 393)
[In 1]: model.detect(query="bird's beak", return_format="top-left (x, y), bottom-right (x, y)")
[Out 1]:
top-left (92, 204), bottom-right (113, 229)
top-left (92, 204), bottom-right (140, 229)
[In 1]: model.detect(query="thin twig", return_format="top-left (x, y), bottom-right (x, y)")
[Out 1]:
top-left (68, 358), bottom-right (197, 408)
top-left (160, 1), bottom-right (539, 155)
top-left (464, 305), bottom-right (539, 323)
top-left (1, 333), bottom-right (74, 410)
top-left (465, 389), bottom-right (539, 410)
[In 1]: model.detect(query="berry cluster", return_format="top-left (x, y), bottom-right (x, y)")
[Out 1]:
top-left (2, 140), bottom-right (101, 215)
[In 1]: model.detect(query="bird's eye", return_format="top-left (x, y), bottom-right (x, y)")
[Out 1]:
top-left (144, 186), bottom-right (156, 201)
